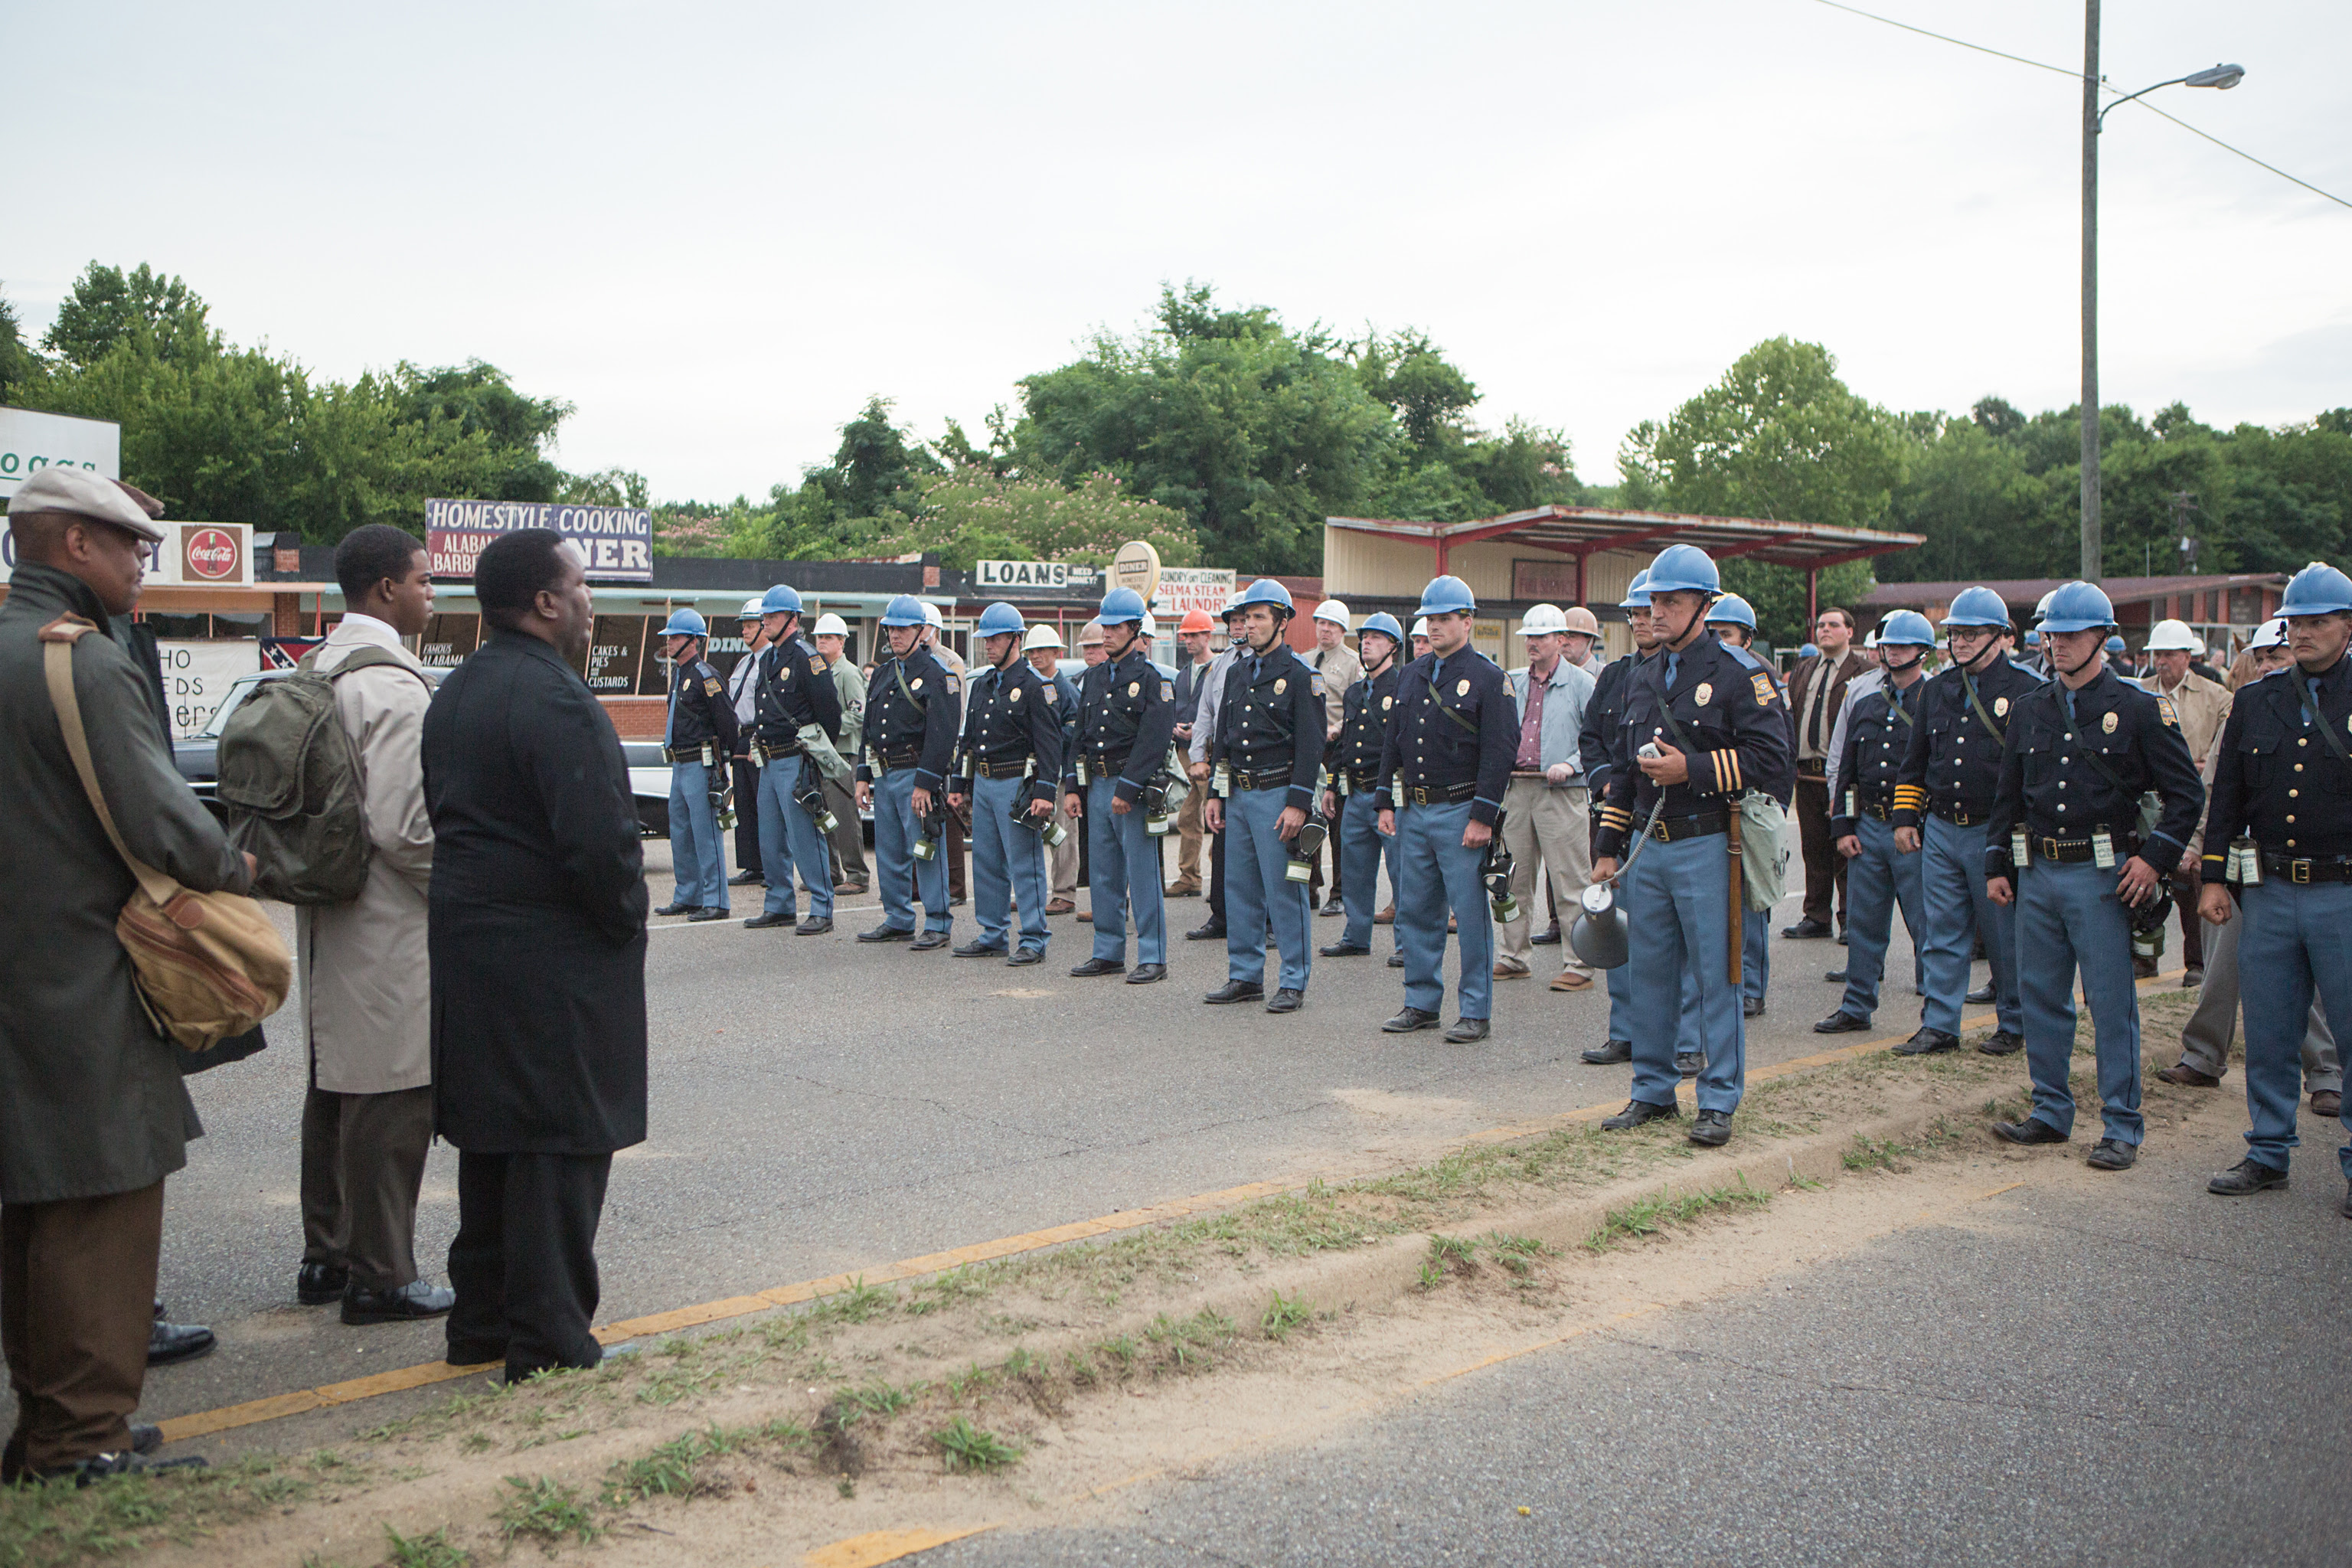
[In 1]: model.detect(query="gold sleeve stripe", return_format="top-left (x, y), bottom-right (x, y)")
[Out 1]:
top-left (1723, 752), bottom-right (1741, 794)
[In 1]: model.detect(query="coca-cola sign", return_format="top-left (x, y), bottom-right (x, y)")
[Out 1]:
top-left (182, 525), bottom-right (243, 581)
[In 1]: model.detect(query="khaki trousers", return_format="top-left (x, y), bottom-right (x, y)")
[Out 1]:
top-left (2, 1180), bottom-right (163, 1475)
top-left (1173, 780), bottom-right (1207, 887)
top-left (823, 778), bottom-right (867, 883)
top-left (1050, 808), bottom-right (1081, 897)
top-left (1497, 778), bottom-right (1591, 970)
top-left (301, 1083), bottom-right (435, 1292)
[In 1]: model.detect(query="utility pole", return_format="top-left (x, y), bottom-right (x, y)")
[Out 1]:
top-left (2080, 0), bottom-right (2102, 583)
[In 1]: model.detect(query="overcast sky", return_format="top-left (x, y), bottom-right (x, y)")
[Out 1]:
top-left (11, 0), bottom-right (2347, 504)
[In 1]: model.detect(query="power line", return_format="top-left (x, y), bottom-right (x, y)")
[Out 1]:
top-left (1808, 0), bottom-right (2352, 211)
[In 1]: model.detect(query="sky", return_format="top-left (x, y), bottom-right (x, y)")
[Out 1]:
top-left (9, 0), bottom-right (2347, 505)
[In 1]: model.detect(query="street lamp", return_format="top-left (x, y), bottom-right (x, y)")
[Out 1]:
top-left (2079, 2), bottom-right (2245, 581)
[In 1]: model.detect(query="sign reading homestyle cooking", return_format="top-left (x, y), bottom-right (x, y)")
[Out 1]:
top-left (423, 498), bottom-right (654, 583)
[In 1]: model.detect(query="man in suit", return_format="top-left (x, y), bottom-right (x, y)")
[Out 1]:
top-left (1783, 607), bottom-right (1865, 940)
top-left (423, 529), bottom-right (648, 1383)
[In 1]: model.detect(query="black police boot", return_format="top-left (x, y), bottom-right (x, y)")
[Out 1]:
top-left (1674, 1051), bottom-right (1704, 1077)
top-left (910, 929), bottom-right (949, 952)
top-left (1266, 988), bottom-right (1304, 1014)
top-left (1381, 1007), bottom-right (1442, 1034)
top-left (1688, 1109), bottom-right (1733, 1148)
top-left (1185, 920), bottom-right (1227, 942)
top-left (795, 916), bottom-right (833, 936)
top-left (952, 939), bottom-right (1008, 958)
top-left (727, 869), bottom-right (764, 886)
top-left (1204, 980), bottom-right (1264, 1004)
top-left (297, 1262), bottom-right (349, 1306)
top-left (2086, 1138), bottom-right (2138, 1171)
top-left (1125, 963), bottom-right (1166, 984)
top-left (1601, 1099), bottom-right (1681, 1131)
top-left (1782, 917), bottom-right (1832, 939)
top-left (1978, 1030), bottom-right (2024, 1056)
top-left (1812, 1011), bottom-right (1871, 1034)
top-left (1742, 996), bottom-right (1766, 1019)
top-left (1893, 1027), bottom-right (1960, 1056)
top-left (1007, 948), bottom-right (1044, 966)
top-left (148, 1316), bottom-right (216, 1367)
top-left (1387, 952), bottom-right (1406, 969)
top-left (1991, 1117), bottom-right (2068, 1146)
top-left (654, 902), bottom-right (699, 917)
top-left (1445, 1017), bottom-right (1490, 1044)
top-left (342, 1279), bottom-right (456, 1326)
top-left (2207, 1158), bottom-right (2288, 1196)
top-left (744, 911), bottom-right (793, 929)
top-left (1069, 956), bottom-right (1124, 977)
top-left (1580, 1039), bottom-right (1632, 1065)
top-left (859, 924), bottom-right (916, 942)
top-left (687, 907), bottom-right (728, 923)
top-left (1965, 982), bottom-right (1997, 1004)
top-left (1824, 968), bottom-right (1849, 983)
top-left (1319, 941), bottom-right (1370, 957)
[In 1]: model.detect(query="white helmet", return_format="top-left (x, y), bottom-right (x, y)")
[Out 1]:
top-left (922, 601), bottom-right (944, 629)
top-left (1024, 624), bottom-right (1065, 652)
top-left (1141, 612), bottom-right (1158, 639)
top-left (1865, 628), bottom-right (1880, 648)
top-left (2034, 590), bottom-right (2057, 622)
top-left (738, 596), bottom-right (766, 620)
top-left (1517, 603), bottom-right (1570, 637)
top-left (1312, 598), bottom-right (1351, 628)
top-left (2249, 616), bottom-right (2288, 652)
top-left (2145, 618), bottom-right (2202, 654)
top-left (1411, 617), bottom-right (1430, 639)
top-left (812, 612), bottom-right (850, 638)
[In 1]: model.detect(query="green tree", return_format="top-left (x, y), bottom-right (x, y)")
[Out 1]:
top-left (900, 464), bottom-right (1197, 571)
top-left (0, 286), bottom-right (46, 405)
top-left (41, 263), bottom-right (217, 369)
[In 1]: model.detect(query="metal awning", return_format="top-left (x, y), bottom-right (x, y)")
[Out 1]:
top-left (1327, 504), bottom-right (1924, 576)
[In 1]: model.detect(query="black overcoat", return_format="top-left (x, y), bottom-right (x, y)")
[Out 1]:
top-left (423, 631), bottom-right (648, 1154)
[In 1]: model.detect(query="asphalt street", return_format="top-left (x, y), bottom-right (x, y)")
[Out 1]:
top-left (931, 1146), bottom-right (2352, 1567)
top-left (119, 840), bottom-right (1962, 1430)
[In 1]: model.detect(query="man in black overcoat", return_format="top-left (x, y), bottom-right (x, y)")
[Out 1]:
top-left (423, 529), bottom-right (649, 1381)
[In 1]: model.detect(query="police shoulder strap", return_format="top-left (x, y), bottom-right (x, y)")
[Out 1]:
top-left (1426, 659), bottom-right (1484, 740)
top-left (2050, 688), bottom-right (2138, 803)
top-left (2287, 663), bottom-right (2352, 767)
top-left (893, 658), bottom-right (929, 716)
top-left (1957, 667), bottom-right (2006, 745)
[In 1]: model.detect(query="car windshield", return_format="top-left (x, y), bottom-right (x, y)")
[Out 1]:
top-left (196, 675), bottom-right (272, 740)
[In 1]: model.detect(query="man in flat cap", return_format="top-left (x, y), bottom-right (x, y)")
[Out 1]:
top-left (0, 466), bottom-right (251, 1482)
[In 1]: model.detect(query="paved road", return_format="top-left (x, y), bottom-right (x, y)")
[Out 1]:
top-left (933, 1142), bottom-right (2352, 1567)
top-left (119, 842), bottom-right (1954, 1429)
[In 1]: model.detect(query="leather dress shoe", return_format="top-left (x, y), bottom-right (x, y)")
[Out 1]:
top-left (1978, 1030), bottom-right (2024, 1056)
top-left (2180, 966), bottom-right (2204, 988)
top-left (1894, 1027), bottom-right (1960, 1056)
top-left (1320, 898), bottom-right (1345, 917)
top-left (343, 1279), bottom-right (456, 1326)
top-left (953, 939), bottom-right (1008, 958)
top-left (653, 901), bottom-right (700, 917)
top-left (1204, 979), bottom-right (1265, 1004)
top-left (1382, 1006), bottom-right (1442, 1034)
top-left (1742, 996), bottom-right (1765, 1018)
top-left (1186, 922), bottom-right (1227, 942)
top-left (727, 869), bottom-right (765, 886)
top-left (1550, 970), bottom-right (1591, 991)
top-left (1321, 941), bottom-right (1370, 957)
top-left (1446, 1017), bottom-right (1490, 1044)
top-left (1813, 1011), bottom-right (1871, 1034)
top-left (795, 916), bottom-right (833, 935)
top-left (1675, 1051), bottom-right (1703, 1077)
top-left (1007, 947), bottom-right (1044, 966)
top-left (1965, 982), bottom-right (1996, 1004)
top-left (1494, 960), bottom-right (1531, 981)
top-left (1165, 880), bottom-right (1200, 898)
top-left (743, 911), bottom-right (793, 929)
top-left (2208, 1158), bottom-right (2288, 1196)
top-left (835, 880), bottom-right (867, 896)
top-left (2086, 1138), bottom-right (2137, 1171)
top-left (1836, 926), bottom-right (1848, 945)
top-left (1781, 917), bottom-right (1832, 939)
top-left (1266, 988), bottom-right (1304, 1014)
top-left (2158, 1062), bottom-right (2220, 1087)
top-left (148, 1317), bottom-right (216, 1367)
top-left (1125, 962), bottom-right (1166, 984)
top-left (1688, 1109), bottom-right (1733, 1147)
top-left (1992, 1117), bottom-right (2068, 1146)
top-left (2313, 1090), bottom-right (2344, 1119)
top-left (297, 1261), bottom-right (349, 1305)
top-left (2132, 956), bottom-right (2158, 981)
top-left (1824, 968), bottom-right (1849, 983)
top-left (1580, 1039), bottom-right (1632, 1065)
top-left (1602, 1098), bottom-right (1681, 1131)
top-left (1044, 898), bottom-right (1076, 915)
top-left (1530, 923), bottom-right (1563, 946)
top-left (910, 929), bottom-right (949, 951)
top-left (1070, 956), bottom-right (1125, 977)
top-left (1374, 903), bottom-right (1395, 925)
top-left (858, 924), bottom-right (916, 942)
top-left (687, 906), bottom-right (728, 923)
top-left (1387, 952), bottom-right (1406, 968)
top-left (1076, 910), bottom-right (1093, 923)
top-left (31, 1450), bottom-right (207, 1485)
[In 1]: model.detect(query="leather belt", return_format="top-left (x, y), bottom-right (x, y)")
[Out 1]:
top-left (664, 746), bottom-right (710, 764)
top-left (2261, 851), bottom-right (2352, 884)
top-left (1346, 768), bottom-right (1380, 791)
top-left (2029, 834), bottom-right (2136, 864)
top-left (753, 740), bottom-right (803, 762)
top-left (1931, 802), bottom-right (1982, 827)
top-left (870, 749), bottom-right (919, 773)
top-left (1089, 748), bottom-right (1132, 775)
top-left (1857, 798), bottom-right (1893, 822)
top-left (1230, 767), bottom-right (1295, 792)
top-left (1403, 780), bottom-right (1480, 805)
top-left (972, 758), bottom-right (1031, 779)
top-left (1649, 810), bottom-right (1730, 842)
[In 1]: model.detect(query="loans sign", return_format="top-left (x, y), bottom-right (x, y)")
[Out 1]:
top-left (424, 498), bottom-right (653, 583)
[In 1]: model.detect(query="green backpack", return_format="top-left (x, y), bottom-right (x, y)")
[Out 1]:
top-left (215, 648), bottom-right (428, 905)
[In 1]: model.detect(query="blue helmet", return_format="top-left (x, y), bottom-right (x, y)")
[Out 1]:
top-left (661, 607), bottom-right (707, 638)
top-left (1233, 578), bottom-right (1295, 615)
top-left (2282, 560), bottom-right (2352, 617)
top-left (2038, 580), bottom-right (2116, 635)
top-left (1619, 570), bottom-right (1653, 611)
top-left (2023, 629), bottom-right (2042, 648)
top-left (1099, 586), bottom-right (1148, 625)
top-left (2104, 634), bottom-right (2127, 655)
top-left (1704, 593), bottom-right (1756, 632)
top-left (1644, 543), bottom-right (1720, 596)
top-left (1358, 611), bottom-right (1404, 647)
top-left (1416, 575), bottom-right (1475, 617)
top-left (760, 583), bottom-right (803, 616)
top-left (1799, 642), bottom-right (1819, 658)
top-left (975, 602), bottom-right (1025, 639)
top-left (1877, 609), bottom-right (1936, 648)
top-left (1942, 586), bottom-right (2011, 629)
top-left (880, 593), bottom-right (929, 628)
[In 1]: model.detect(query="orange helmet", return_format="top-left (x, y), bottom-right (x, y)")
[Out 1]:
top-left (1178, 609), bottom-right (1215, 634)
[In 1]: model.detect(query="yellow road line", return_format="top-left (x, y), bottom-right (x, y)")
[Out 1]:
top-left (804, 1527), bottom-right (1000, 1566)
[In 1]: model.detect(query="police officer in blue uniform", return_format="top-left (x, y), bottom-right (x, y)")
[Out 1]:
top-left (1376, 576), bottom-right (1516, 1044)
top-left (1322, 612), bottom-right (1406, 962)
top-left (743, 583), bottom-right (844, 933)
top-left (1814, 610), bottom-right (1934, 1040)
top-left (1063, 587), bottom-right (1177, 984)
top-left (1984, 580), bottom-right (2203, 1170)
top-left (858, 594), bottom-right (962, 949)
top-left (1592, 545), bottom-right (1792, 1146)
top-left (1890, 586), bottom-right (2040, 1057)
top-left (655, 608), bottom-right (739, 922)
top-left (948, 602), bottom-right (1063, 965)
top-left (1705, 593), bottom-right (1788, 1021)
top-left (1203, 580), bottom-right (1324, 1012)
top-left (2195, 561), bottom-right (2352, 1209)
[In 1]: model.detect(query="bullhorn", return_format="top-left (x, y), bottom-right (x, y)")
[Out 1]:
top-left (1569, 880), bottom-right (1630, 970)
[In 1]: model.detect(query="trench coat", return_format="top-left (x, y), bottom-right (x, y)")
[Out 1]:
top-left (298, 616), bottom-right (437, 1094)
top-left (0, 564), bottom-right (253, 1204)
top-left (422, 630), bottom-right (648, 1155)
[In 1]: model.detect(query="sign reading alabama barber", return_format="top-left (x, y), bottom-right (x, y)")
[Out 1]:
top-left (424, 498), bottom-right (654, 584)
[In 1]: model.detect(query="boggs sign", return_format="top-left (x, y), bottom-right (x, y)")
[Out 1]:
top-left (0, 521), bottom-right (252, 586)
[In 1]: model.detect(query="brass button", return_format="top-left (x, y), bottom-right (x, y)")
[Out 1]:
top-left (2288, 815), bottom-right (2297, 824)
top-left (2291, 789), bottom-right (2299, 798)
top-left (2295, 763), bottom-right (2304, 772)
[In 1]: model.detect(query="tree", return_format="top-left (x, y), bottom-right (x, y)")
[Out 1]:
top-left (899, 464), bottom-right (1197, 571)
top-left (0, 286), bottom-right (45, 405)
top-left (41, 263), bottom-right (216, 370)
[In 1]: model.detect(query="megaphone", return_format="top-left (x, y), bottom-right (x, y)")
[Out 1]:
top-left (1569, 880), bottom-right (1630, 969)
top-left (1285, 818), bottom-right (1328, 883)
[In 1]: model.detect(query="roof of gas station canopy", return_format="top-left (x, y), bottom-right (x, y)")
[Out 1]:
top-left (1325, 504), bottom-right (1924, 571)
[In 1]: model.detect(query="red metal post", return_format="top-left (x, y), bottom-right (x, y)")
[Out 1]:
top-left (1807, 568), bottom-right (1819, 629)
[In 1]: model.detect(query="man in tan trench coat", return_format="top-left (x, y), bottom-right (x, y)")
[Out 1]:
top-left (296, 526), bottom-right (452, 1324)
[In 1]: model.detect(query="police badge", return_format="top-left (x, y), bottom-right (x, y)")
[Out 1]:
top-left (1694, 682), bottom-right (1713, 707)
top-left (1010, 686), bottom-right (1022, 701)
top-left (1274, 678), bottom-right (1286, 694)
top-left (1994, 696), bottom-right (2009, 717)
top-left (1455, 679), bottom-right (1471, 696)
top-left (2101, 710), bottom-right (2118, 733)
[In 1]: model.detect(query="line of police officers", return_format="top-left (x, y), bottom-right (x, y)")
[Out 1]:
top-left (661, 554), bottom-right (2352, 1210)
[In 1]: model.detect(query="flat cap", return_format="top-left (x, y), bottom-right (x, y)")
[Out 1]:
top-left (7, 466), bottom-right (167, 543)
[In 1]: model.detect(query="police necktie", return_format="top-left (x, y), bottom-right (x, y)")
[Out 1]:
top-left (1664, 652), bottom-right (1680, 690)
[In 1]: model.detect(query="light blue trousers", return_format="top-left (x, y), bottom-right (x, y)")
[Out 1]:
top-left (1396, 800), bottom-right (1493, 1021)
top-left (2017, 858), bottom-right (2142, 1145)
top-left (1339, 789), bottom-right (1400, 951)
top-left (754, 753), bottom-right (834, 920)
top-left (1625, 833), bottom-right (1745, 1114)
top-left (1919, 815), bottom-right (2021, 1037)
top-left (1225, 787), bottom-right (1312, 991)
top-left (2236, 879), bottom-right (2352, 1175)
top-left (1086, 776), bottom-right (1165, 965)
top-left (668, 759), bottom-right (728, 911)
top-left (969, 775), bottom-right (1049, 954)
top-left (873, 766), bottom-right (950, 934)
top-left (1741, 896), bottom-right (1769, 1005)
top-left (1840, 813), bottom-right (1925, 1021)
